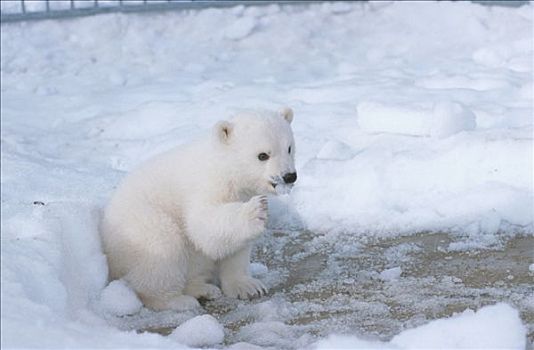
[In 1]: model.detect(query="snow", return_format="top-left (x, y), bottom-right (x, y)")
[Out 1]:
top-left (99, 280), bottom-right (142, 317)
top-left (224, 16), bottom-right (257, 40)
top-left (357, 101), bottom-right (477, 138)
top-left (1, 1), bottom-right (532, 349)
top-left (250, 262), bottom-right (269, 277)
top-left (379, 267), bottom-right (402, 281)
top-left (314, 303), bottom-right (527, 349)
top-left (316, 140), bottom-right (355, 160)
top-left (391, 303), bottom-right (526, 349)
top-left (170, 314), bottom-right (225, 347)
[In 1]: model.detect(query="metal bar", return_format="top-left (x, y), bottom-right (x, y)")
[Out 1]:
top-left (70, 0), bottom-right (75, 10)
top-left (20, 0), bottom-right (26, 14)
top-left (45, 0), bottom-right (50, 12)
top-left (1, 1), bottom-right (316, 23)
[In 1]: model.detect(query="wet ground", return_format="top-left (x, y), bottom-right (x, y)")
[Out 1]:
top-left (123, 230), bottom-right (533, 349)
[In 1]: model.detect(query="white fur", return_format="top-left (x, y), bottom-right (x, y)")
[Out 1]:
top-left (100, 108), bottom-right (296, 311)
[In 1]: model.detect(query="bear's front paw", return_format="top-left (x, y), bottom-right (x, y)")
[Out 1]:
top-left (244, 195), bottom-right (268, 235)
top-left (221, 276), bottom-right (268, 300)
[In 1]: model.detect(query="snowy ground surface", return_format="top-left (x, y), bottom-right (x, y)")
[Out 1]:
top-left (1, 1), bottom-right (533, 349)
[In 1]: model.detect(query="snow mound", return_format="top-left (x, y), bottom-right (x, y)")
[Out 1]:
top-left (170, 314), bottom-right (225, 347)
top-left (357, 101), bottom-right (476, 138)
top-left (99, 280), bottom-right (142, 316)
top-left (314, 303), bottom-right (526, 349)
top-left (392, 303), bottom-right (526, 349)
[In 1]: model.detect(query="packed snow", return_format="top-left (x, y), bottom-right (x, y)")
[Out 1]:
top-left (1, 1), bottom-right (532, 349)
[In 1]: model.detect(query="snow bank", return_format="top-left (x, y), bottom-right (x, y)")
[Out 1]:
top-left (293, 131), bottom-right (532, 237)
top-left (314, 303), bottom-right (527, 349)
top-left (0, 202), bottom-right (182, 349)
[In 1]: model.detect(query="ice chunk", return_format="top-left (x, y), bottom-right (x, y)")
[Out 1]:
top-left (170, 314), bottom-right (224, 347)
top-left (431, 101), bottom-right (477, 138)
top-left (358, 101), bottom-right (429, 136)
top-left (99, 280), bottom-right (142, 317)
top-left (379, 267), bottom-right (402, 281)
top-left (250, 262), bottom-right (269, 277)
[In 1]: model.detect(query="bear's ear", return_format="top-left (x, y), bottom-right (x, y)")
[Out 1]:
top-left (215, 120), bottom-right (233, 144)
top-left (279, 107), bottom-right (294, 124)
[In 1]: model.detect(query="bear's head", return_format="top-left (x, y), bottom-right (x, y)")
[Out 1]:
top-left (214, 107), bottom-right (297, 196)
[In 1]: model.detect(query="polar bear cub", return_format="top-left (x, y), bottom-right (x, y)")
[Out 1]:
top-left (100, 108), bottom-right (297, 311)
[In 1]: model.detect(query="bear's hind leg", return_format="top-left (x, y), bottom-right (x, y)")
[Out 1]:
top-left (126, 259), bottom-right (201, 311)
top-left (140, 293), bottom-right (200, 311)
top-left (183, 253), bottom-right (221, 300)
top-left (117, 208), bottom-right (200, 311)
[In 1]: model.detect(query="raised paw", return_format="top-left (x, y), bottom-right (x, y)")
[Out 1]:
top-left (184, 282), bottom-right (222, 301)
top-left (221, 277), bottom-right (268, 300)
top-left (245, 195), bottom-right (268, 234)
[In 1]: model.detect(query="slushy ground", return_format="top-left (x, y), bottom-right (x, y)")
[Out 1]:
top-left (125, 231), bottom-right (533, 349)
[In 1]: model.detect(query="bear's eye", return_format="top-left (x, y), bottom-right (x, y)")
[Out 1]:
top-left (288, 146), bottom-right (292, 154)
top-left (258, 153), bottom-right (270, 161)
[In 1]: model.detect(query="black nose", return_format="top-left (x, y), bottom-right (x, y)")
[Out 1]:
top-left (283, 172), bottom-right (297, 184)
